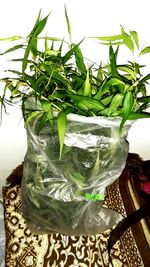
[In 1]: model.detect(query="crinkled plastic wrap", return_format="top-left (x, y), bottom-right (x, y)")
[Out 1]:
top-left (0, 202), bottom-right (5, 267)
top-left (22, 108), bottom-right (132, 235)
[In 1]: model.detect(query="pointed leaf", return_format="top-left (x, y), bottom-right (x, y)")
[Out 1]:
top-left (0, 36), bottom-right (22, 41)
top-left (120, 91), bottom-right (134, 129)
top-left (93, 35), bottom-right (122, 42)
top-left (73, 44), bottom-right (86, 74)
top-left (62, 39), bottom-right (84, 64)
top-left (140, 84), bottom-right (147, 97)
top-left (44, 36), bottom-right (48, 52)
top-left (118, 65), bottom-right (136, 79)
top-left (139, 73), bottom-right (150, 83)
top-left (58, 38), bottom-right (65, 56)
top-left (22, 12), bottom-right (49, 73)
top-left (128, 111), bottom-right (150, 120)
top-left (64, 5), bottom-right (72, 42)
top-left (38, 36), bottom-right (63, 42)
top-left (109, 46), bottom-right (120, 78)
top-left (57, 111), bottom-right (67, 159)
top-left (100, 94), bottom-right (114, 106)
top-left (98, 41), bottom-right (124, 46)
top-left (28, 10), bottom-right (42, 36)
top-left (45, 49), bottom-right (60, 56)
top-left (107, 78), bottom-right (125, 93)
top-left (96, 62), bottom-right (103, 82)
top-left (84, 68), bottom-right (91, 96)
top-left (37, 112), bottom-right (48, 134)
top-left (140, 46), bottom-right (150, 55)
top-left (93, 78), bottom-right (109, 100)
top-left (25, 111), bottom-right (41, 125)
top-left (137, 96), bottom-right (150, 103)
top-left (67, 94), bottom-right (105, 112)
top-left (0, 44), bottom-right (24, 55)
top-left (41, 100), bottom-right (54, 133)
top-left (121, 26), bottom-right (134, 52)
top-left (130, 30), bottom-right (139, 49)
top-left (108, 93), bottom-right (124, 115)
top-left (138, 102), bottom-right (150, 111)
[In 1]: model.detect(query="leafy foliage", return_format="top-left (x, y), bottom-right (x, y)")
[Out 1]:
top-left (1, 10), bottom-right (150, 156)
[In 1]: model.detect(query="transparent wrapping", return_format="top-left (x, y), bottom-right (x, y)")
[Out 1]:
top-left (0, 202), bottom-right (5, 267)
top-left (22, 104), bottom-right (132, 235)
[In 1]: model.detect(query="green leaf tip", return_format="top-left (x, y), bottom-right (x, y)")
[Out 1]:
top-left (64, 4), bottom-right (72, 42)
top-left (57, 111), bottom-right (67, 160)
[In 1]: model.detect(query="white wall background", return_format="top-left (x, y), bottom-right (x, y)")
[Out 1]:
top-left (0, 0), bottom-right (150, 191)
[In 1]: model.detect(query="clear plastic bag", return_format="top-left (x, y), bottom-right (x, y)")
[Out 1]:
top-left (0, 201), bottom-right (5, 267)
top-left (22, 103), bottom-right (132, 235)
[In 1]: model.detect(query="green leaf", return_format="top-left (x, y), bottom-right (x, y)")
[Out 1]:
top-left (41, 63), bottom-right (72, 90)
top-left (36, 112), bottom-right (48, 134)
top-left (23, 73), bottom-right (36, 88)
top-left (22, 12), bottom-right (49, 73)
top-left (93, 78), bottom-right (109, 100)
top-left (99, 107), bottom-right (109, 116)
top-left (58, 38), bottom-right (65, 56)
top-left (69, 74), bottom-right (84, 92)
top-left (128, 111), bottom-right (150, 120)
top-left (121, 26), bottom-right (134, 52)
top-left (140, 84), bottom-right (147, 97)
top-left (78, 98), bottom-right (104, 112)
top-left (0, 44), bottom-right (24, 55)
top-left (64, 5), bottom-right (72, 42)
top-left (35, 75), bottom-right (48, 93)
top-left (57, 111), bottom-right (67, 160)
top-left (3, 69), bottom-right (23, 76)
top-left (44, 36), bottom-right (48, 52)
top-left (62, 39), bottom-right (84, 64)
top-left (137, 96), bottom-right (150, 103)
top-left (38, 36), bottom-right (63, 41)
top-left (139, 73), bottom-right (150, 83)
top-left (138, 102), bottom-right (150, 111)
top-left (0, 36), bottom-right (22, 41)
top-left (73, 44), bottom-right (86, 74)
top-left (45, 49), bottom-right (60, 56)
top-left (98, 41), bottom-right (124, 46)
top-left (120, 91), bottom-right (134, 129)
top-left (41, 100), bottom-right (54, 133)
top-left (68, 94), bottom-right (105, 111)
top-left (25, 110), bottom-right (41, 125)
top-left (29, 10), bottom-right (42, 36)
top-left (94, 77), bottom-right (125, 101)
top-left (96, 62), bottom-right (103, 81)
top-left (92, 35), bottom-right (122, 42)
top-left (124, 91), bottom-right (134, 115)
top-left (53, 72), bottom-right (72, 90)
top-left (130, 30), bottom-right (139, 49)
top-left (83, 68), bottom-right (91, 97)
top-left (118, 64), bottom-right (136, 79)
top-left (100, 94), bottom-right (114, 106)
top-left (106, 77), bottom-right (125, 93)
top-left (109, 46), bottom-right (120, 78)
top-left (140, 46), bottom-right (150, 55)
top-left (108, 93), bottom-right (124, 116)
top-left (110, 109), bottom-right (122, 117)
top-left (67, 169), bottom-right (86, 187)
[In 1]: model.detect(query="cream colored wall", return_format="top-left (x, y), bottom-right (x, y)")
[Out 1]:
top-left (0, 0), bottom-right (150, 189)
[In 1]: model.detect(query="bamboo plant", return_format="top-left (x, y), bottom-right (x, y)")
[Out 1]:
top-left (1, 9), bottom-right (150, 158)
top-left (2, 8), bottom-right (150, 235)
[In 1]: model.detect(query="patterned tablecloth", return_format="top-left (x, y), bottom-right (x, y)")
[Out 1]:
top-left (2, 153), bottom-right (150, 267)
